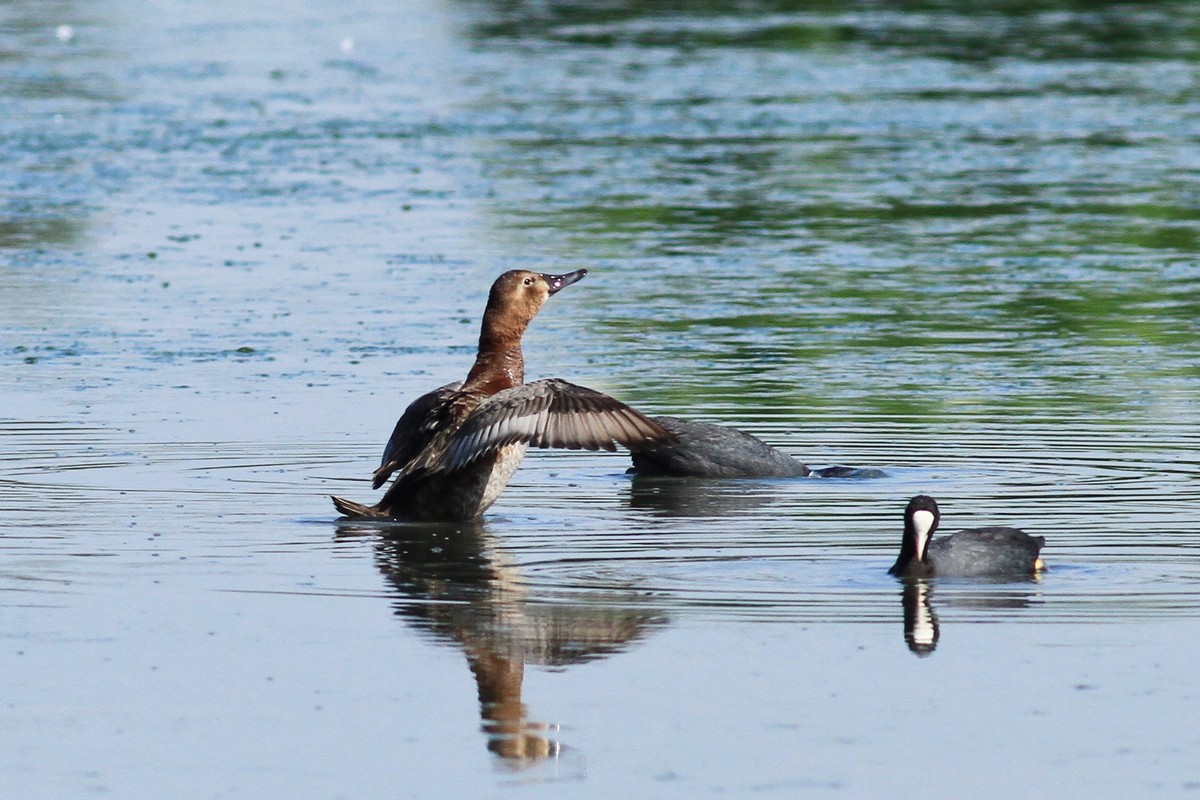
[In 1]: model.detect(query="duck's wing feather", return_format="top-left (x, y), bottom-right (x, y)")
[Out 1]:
top-left (372, 381), bottom-right (463, 489)
top-left (432, 379), bottom-right (676, 473)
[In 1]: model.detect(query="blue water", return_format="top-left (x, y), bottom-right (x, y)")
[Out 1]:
top-left (3, 1), bottom-right (1200, 797)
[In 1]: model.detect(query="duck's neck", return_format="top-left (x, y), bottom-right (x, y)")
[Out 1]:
top-left (462, 308), bottom-right (527, 394)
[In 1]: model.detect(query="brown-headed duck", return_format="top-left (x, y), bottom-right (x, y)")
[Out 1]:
top-left (629, 416), bottom-right (883, 479)
top-left (889, 495), bottom-right (1046, 578)
top-left (331, 269), bottom-right (675, 521)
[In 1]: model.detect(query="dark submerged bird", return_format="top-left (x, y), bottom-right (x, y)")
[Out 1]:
top-left (888, 495), bottom-right (1046, 578)
top-left (331, 269), bottom-right (676, 521)
top-left (628, 416), bottom-right (884, 479)
top-left (629, 416), bottom-right (810, 478)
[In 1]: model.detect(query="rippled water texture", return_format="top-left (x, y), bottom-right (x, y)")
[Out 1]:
top-left (3, 1), bottom-right (1200, 797)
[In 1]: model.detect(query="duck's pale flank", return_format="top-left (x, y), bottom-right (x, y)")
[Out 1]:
top-left (332, 269), bottom-right (675, 521)
top-left (889, 494), bottom-right (1046, 577)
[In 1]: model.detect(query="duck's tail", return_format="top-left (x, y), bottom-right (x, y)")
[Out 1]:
top-left (330, 495), bottom-right (387, 518)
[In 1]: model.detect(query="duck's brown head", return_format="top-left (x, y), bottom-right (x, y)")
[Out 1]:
top-left (487, 269), bottom-right (586, 321)
top-left (479, 269), bottom-right (586, 341)
top-left (466, 269), bottom-right (587, 392)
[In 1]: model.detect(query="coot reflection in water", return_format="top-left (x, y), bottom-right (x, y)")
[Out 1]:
top-left (899, 579), bottom-right (1044, 657)
top-left (335, 520), bottom-right (667, 770)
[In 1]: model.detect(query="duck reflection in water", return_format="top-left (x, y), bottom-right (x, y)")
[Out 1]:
top-left (336, 519), bottom-right (666, 769)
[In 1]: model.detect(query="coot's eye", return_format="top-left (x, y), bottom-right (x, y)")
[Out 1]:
top-left (523, 277), bottom-right (533, 286)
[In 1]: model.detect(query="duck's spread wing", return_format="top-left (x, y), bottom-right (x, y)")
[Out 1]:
top-left (372, 381), bottom-right (463, 489)
top-left (434, 379), bottom-right (676, 473)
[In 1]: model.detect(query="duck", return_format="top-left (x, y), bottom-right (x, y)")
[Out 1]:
top-left (331, 269), bottom-right (676, 522)
top-left (888, 495), bottom-right (1046, 578)
top-left (628, 416), bottom-right (884, 479)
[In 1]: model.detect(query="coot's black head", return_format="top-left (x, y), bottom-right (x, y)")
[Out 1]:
top-left (906, 495), bottom-right (941, 557)
top-left (889, 494), bottom-right (942, 576)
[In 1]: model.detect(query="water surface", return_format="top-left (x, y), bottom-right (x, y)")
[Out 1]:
top-left (3, 1), bottom-right (1200, 797)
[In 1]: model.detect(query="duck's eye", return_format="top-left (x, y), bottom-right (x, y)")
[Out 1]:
top-left (523, 277), bottom-right (534, 286)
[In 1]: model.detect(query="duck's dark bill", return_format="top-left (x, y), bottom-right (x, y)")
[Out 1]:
top-left (543, 269), bottom-right (588, 294)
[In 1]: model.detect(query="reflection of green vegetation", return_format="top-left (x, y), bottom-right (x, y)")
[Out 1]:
top-left (0, 217), bottom-right (87, 249)
top-left (1003, 288), bottom-right (1200, 346)
top-left (1089, 224), bottom-right (1200, 252)
top-left (468, 0), bottom-right (1200, 423)
top-left (464, 0), bottom-right (1200, 62)
top-left (549, 20), bottom-right (856, 51)
top-left (577, 254), bottom-right (1199, 422)
top-left (514, 193), bottom-right (1200, 260)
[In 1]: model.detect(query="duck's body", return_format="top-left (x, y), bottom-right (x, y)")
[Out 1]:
top-left (336, 380), bottom-right (527, 520)
top-left (889, 495), bottom-right (1045, 578)
top-left (332, 269), bottom-right (675, 522)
